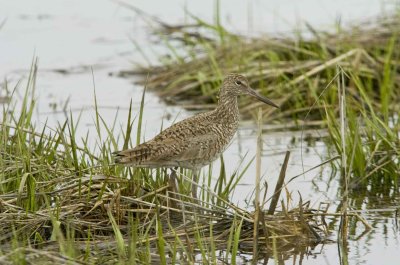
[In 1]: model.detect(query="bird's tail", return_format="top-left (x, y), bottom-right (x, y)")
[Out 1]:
top-left (113, 144), bottom-right (152, 165)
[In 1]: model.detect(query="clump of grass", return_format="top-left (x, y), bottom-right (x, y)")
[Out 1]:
top-left (119, 7), bottom-right (399, 125)
top-left (324, 69), bottom-right (399, 197)
top-left (0, 62), bottom-right (342, 264)
top-left (117, 5), bottom-right (400, 201)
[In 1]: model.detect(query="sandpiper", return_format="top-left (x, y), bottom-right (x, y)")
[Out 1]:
top-left (114, 73), bottom-right (279, 197)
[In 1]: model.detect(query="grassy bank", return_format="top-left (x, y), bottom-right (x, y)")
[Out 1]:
top-left (1, 6), bottom-right (399, 263)
top-left (120, 7), bottom-right (400, 198)
top-left (0, 62), bottom-right (337, 264)
top-left (122, 10), bottom-right (400, 122)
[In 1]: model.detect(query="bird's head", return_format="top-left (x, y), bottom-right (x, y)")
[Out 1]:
top-left (221, 73), bottom-right (279, 108)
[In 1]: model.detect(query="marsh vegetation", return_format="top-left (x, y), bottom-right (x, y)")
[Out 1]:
top-left (0, 3), bottom-right (399, 265)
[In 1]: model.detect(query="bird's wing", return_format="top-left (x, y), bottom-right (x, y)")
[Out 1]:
top-left (151, 113), bottom-right (219, 155)
top-left (115, 116), bottom-right (225, 167)
top-left (164, 132), bottom-right (220, 162)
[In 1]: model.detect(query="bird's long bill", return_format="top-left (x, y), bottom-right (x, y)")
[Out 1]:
top-left (248, 88), bottom-right (279, 108)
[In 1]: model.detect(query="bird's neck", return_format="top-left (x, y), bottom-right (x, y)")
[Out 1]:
top-left (215, 92), bottom-right (239, 123)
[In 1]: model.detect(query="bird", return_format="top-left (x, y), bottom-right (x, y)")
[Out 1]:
top-left (114, 73), bottom-right (279, 198)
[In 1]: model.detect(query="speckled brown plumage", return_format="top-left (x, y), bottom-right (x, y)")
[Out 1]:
top-left (114, 73), bottom-right (279, 171)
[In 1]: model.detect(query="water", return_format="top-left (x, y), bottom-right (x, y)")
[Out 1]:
top-left (1, 0), bottom-right (399, 264)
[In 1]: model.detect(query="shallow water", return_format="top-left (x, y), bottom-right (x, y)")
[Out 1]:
top-left (1, 1), bottom-right (399, 264)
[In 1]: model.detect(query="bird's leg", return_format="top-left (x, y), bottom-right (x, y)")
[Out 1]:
top-left (169, 167), bottom-right (178, 194)
top-left (191, 168), bottom-right (200, 200)
top-left (166, 167), bottom-right (179, 210)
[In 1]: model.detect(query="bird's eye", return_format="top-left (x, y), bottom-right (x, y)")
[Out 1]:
top-left (235, 80), bottom-right (242, 86)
